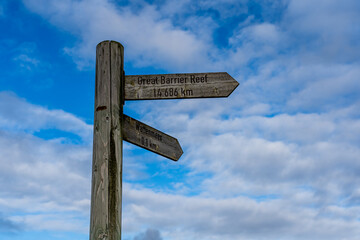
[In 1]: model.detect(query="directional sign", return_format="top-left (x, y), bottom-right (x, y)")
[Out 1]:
top-left (125, 72), bottom-right (239, 100)
top-left (122, 114), bottom-right (183, 161)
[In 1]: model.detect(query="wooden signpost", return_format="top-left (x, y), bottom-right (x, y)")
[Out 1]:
top-left (89, 40), bottom-right (239, 240)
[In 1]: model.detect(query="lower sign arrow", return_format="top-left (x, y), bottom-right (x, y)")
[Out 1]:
top-left (122, 114), bottom-right (183, 161)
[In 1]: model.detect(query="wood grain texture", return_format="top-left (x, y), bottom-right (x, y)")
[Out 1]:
top-left (125, 72), bottom-right (239, 100)
top-left (122, 114), bottom-right (183, 161)
top-left (90, 41), bottom-right (124, 240)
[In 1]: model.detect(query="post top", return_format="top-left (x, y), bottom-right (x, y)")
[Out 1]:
top-left (97, 40), bottom-right (124, 48)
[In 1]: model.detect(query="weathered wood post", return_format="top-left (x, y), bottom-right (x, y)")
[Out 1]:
top-left (90, 41), bottom-right (124, 240)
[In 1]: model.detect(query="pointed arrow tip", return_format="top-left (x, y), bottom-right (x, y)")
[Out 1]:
top-left (225, 73), bottom-right (240, 97)
top-left (172, 139), bottom-right (183, 161)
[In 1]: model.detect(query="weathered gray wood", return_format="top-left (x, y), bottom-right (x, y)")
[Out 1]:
top-left (125, 72), bottom-right (239, 100)
top-left (90, 41), bottom-right (124, 240)
top-left (122, 114), bottom-right (183, 161)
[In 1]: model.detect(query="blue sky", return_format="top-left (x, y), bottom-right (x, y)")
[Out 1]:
top-left (1, 0), bottom-right (360, 239)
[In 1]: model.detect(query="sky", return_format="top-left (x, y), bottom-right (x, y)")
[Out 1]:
top-left (0, 0), bottom-right (360, 239)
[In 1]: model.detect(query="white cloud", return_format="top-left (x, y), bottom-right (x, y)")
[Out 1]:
top-left (0, 130), bottom-right (91, 212)
top-left (287, 65), bottom-right (360, 111)
top-left (123, 185), bottom-right (360, 240)
top-left (9, 42), bottom-right (52, 75)
top-left (230, 22), bottom-right (283, 46)
top-left (0, 92), bottom-right (92, 234)
top-left (12, 54), bottom-right (40, 71)
top-left (133, 228), bottom-right (163, 240)
top-left (22, 0), bottom-right (212, 71)
top-left (285, 0), bottom-right (360, 62)
top-left (123, 93), bottom-right (360, 232)
top-left (10, 212), bottom-right (88, 233)
top-left (0, 213), bottom-right (21, 233)
top-left (0, 91), bottom-right (92, 141)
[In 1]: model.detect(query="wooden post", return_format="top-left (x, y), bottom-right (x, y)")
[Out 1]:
top-left (90, 41), bottom-right (124, 240)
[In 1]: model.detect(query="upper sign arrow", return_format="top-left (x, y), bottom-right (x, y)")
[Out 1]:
top-left (125, 72), bottom-right (239, 100)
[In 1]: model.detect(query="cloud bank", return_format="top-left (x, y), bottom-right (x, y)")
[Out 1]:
top-left (0, 0), bottom-right (359, 239)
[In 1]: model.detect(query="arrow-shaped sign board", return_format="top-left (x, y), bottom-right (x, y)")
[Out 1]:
top-left (125, 72), bottom-right (239, 100)
top-left (122, 114), bottom-right (183, 161)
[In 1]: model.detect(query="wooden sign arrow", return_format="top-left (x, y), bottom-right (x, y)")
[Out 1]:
top-left (125, 72), bottom-right (239, 100)
top-left (122, 114), bottom-right (183, 161)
